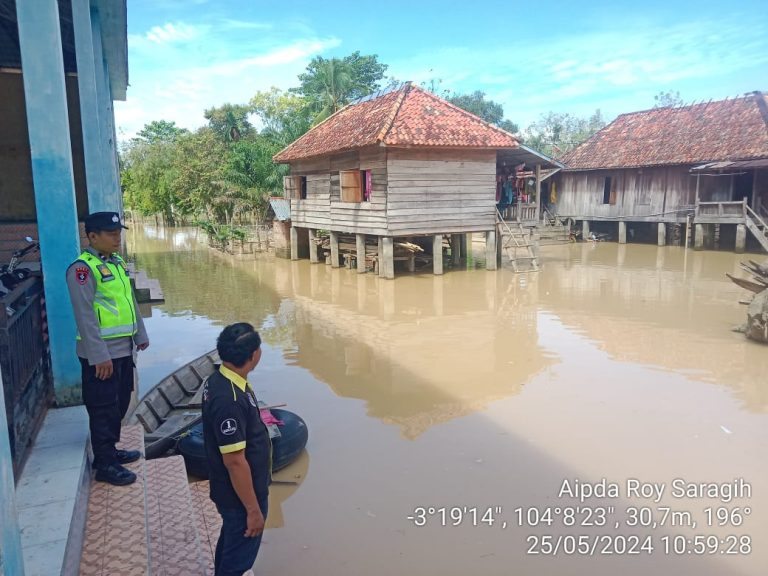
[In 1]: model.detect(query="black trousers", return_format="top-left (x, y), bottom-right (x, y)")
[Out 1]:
top-left (80, 355), bottom-right (134, 469)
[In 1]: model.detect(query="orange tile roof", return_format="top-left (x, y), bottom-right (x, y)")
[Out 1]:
top-left (562, 92), bottom-right (768, 170)
top-left (273, 82), bottom-right (519, 162)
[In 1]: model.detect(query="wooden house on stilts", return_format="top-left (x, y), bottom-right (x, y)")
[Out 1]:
top-left (553, 91), bottom-right (768, 253)
top-left (273, 82), bottom-right (561, 277)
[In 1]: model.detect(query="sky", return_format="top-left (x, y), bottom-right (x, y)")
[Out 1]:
top-left (114, 0), bottom-right (768, 140)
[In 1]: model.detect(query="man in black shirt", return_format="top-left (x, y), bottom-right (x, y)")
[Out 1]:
top-left (202, 323), bottom-right (271, 576)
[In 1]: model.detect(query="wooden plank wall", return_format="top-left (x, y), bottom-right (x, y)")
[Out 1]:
top-left (555, 166), bottom-right (695, 221)
top-left (328, 148), bottom-right (388, 235)
top-left (385, 149), bottom-right (496, 235)
top-left (286, 148), bottom-right (390, 235)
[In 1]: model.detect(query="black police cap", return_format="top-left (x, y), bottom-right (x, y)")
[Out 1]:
top-left (84, 212), bottom-right (129, 232)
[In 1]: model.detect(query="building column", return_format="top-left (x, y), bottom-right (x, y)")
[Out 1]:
top-left (17, 0), bottom-right (83, 402)
top-left (71, 0), bottom-right (106, 210)
top-left (582, 220), bottom-right (590, 240)
top-left (657, 223), bottom-right (666, 246)
top-left (618, 221), bottom-right (627, 244)
top-left (0, 371), bottom-right (24, 576)
top-left (459, 233), bottom-right (468, 260)
top-left (694, 224), bottom-right (705, 250)
top-left (356, 234), bottom-right (366, 273)
top-left (290, 226), bottom-right (299, 260)
top-left (330, 231), bottom-right (340, 267)
top-left (485, 230), bottom-right (497, 271)
top-left (535, 164), bottom-right (542, 223)
top-left (308, 229), bottom-right (319, 263)
top-left (433, 234), bottom-right (443, 275)
top-left (382, 237), bottom-right (395, 279)
top-left (735, 224), bottom-right (747, 254)
top-left (90, 9), bottom-right (121, 210)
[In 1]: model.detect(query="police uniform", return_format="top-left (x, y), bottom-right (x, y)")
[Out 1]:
top-left (202, 365), bottom-right (272, 575)
top-left (65, 212), bottom-right (148, 483)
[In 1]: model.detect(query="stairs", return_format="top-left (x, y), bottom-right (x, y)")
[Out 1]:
top-left (497, 210), bottom-right (539, 273)
top-left (80, 426), bottom-right (207, 575)
top-left (745, 206), bottom-right (768, 253)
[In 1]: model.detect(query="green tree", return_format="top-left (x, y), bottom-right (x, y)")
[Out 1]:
top-left (250, 87), bottom-right (314, 146)
top-left (653, 90), bottom-right (685, 108)
top-left (135, 119), bottom-right (187, 144)
top-left (448, 90), bottom-right (519, 133)
top-left (294, 52), bottom-right (388, 121)
top-left (204, 103), bottom-right (254, 142)
top-left (523, 109), bottom-right (606, 157)
top-left (222, 137), bottom-right (287, 223)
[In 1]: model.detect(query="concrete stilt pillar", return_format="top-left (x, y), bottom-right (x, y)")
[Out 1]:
top-left (582, 220), bottom-right (590, 240)
top-left (290, 226), bottom-right (299, 260)
top-left (377, 237), bottom-right (383, 276)
top-left (356, 234), bottom-right (366, 273)
top-left (382, 237), bottom-right (395, 279)
top-left (330, 231), bottom-right (340, 267)
top-left (308, 229), bottom-right (319, 263)
top-left (618, 221), bottom-right (627, 244)
top-left (459, 234), bottom-right (468, 259)
top-left (485, 230), bottom-right (497, 271)
top-left (694, 224), bottom-right (704, 250)
top-left (17, 0), bottom-right (83, 399)
top-left (451, 235), bottom-right (461, 266)
top-left (433, 235), bottom-right (443, 275)
top-left (735, 224), bottom-right (747, 254)
top-left (657, 223), bottom-right (666, 246)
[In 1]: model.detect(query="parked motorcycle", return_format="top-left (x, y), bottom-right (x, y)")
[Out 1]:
top-left (0, 236), bottom-right (40, 296)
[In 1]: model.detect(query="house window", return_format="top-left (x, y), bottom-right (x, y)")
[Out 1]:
top-left (284, 175), bottom-right (307, 199)
top-left (340, 170), bottom-right (371, 202)
top-left (602, 177), bottom-right (613, 205)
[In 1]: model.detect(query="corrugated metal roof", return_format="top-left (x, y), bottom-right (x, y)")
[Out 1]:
top-left (273, 82), bottom-right (520, 163)
top-left (269, 197), bottom-right (291, 221)
top-left (562, 92), bottom-right (768, 170)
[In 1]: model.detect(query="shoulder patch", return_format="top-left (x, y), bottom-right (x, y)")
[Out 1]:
top-left (220, 418), bottom-right (238, 435)
top-left (75, 266), bottom-right (90, 285)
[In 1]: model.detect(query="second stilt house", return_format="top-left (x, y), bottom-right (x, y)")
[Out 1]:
top-left (273, 82), bottom-right (559, 277)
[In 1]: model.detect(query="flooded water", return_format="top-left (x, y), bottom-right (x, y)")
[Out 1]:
top-left (127, 226), bottom-right (767, 576)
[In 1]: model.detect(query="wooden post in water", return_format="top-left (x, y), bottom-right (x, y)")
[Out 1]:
top-left (694, 224), bottom-right (704, 250)
top-left (433, 234), bottom-right (444, 275)
top-left (451, 235), bottom-right (461, 266)
top-left (308, 229), bottom-right (319, 263)
top-left (290, 226), bottom-right (299, 260)
top-left (535, 164), bottom-right (542, 224)
top-left (356, 234), bottom-right (366, 273)
top-left (330, 231), bottom-right (340, 267)
top-left (485, 230), bottom-right (497, 271)
top-left (382, 237), bottom-right (395, 279)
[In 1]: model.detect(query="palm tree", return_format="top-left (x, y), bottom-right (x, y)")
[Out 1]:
top-left (313, 59), bottom-right (353, 122)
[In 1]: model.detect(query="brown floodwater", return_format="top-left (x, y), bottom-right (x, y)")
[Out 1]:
top-left (127, 226), bottom-right (767, 576)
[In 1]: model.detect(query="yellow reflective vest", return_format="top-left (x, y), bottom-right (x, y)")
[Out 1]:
top-left (76, 251), bottom-right (137, 340)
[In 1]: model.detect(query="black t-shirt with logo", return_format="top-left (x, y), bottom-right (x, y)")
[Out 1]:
top-left (201, 368), bottom-right (271, 509)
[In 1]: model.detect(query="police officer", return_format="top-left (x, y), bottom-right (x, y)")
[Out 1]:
top-left (202, 323), bottom-right (270, 576)
top-left (66, 212), bottom-right (149, 486)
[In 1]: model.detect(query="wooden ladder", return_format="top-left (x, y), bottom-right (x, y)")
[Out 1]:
top-left (497, 209), bottom-right (539, 273)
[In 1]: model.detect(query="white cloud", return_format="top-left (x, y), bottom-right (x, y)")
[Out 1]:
top-left (144, 22), bottom-right (202, 44)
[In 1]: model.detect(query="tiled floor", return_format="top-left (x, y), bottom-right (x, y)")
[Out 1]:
top-left (145, 456), bottom-right (206, 575)
top-left (80, 425), bottom-right (148, 576)
top-left (190, 480), bottom-right (223, 574)
top-left (16, 406), bottom-right (90, 576)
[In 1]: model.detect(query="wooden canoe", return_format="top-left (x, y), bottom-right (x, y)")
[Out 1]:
top-left (726, 273), bottom-right (767, 294)
top-left (127, 350), bottom-right (221, 459)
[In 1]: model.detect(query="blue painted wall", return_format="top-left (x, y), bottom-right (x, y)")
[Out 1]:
top-left (0, 373), bottom-right (25, 576)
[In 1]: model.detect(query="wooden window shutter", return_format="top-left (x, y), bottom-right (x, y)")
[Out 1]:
top-left (340, 170), bottom-right (362, 202)
top-left (283, 175), bottom-right (295, 198)
top-left (609, 178), bottom-right (617, 205)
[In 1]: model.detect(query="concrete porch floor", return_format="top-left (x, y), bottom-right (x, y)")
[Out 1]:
top-left (15, 405), bottom-right (90, 576)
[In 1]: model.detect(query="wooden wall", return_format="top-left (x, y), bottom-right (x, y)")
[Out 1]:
top-left (554, 166), bottom-right (695, 222)
top-left (385, 149), bottom-right (496, 235)
top-left (286, 147), bottom-right (497, 236)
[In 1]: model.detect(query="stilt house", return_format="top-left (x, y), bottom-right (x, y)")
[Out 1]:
top-left (273, 82), bottom-right (560, 277)
top-left (553, 92), bottom-right (768, 252)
